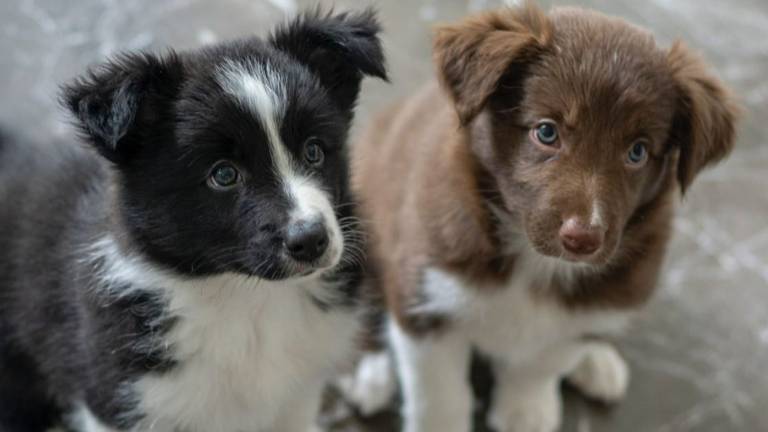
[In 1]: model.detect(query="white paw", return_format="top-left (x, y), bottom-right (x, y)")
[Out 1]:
top-left (489, 381), bottom-right (562, 432)
top-left (567, 343), bottom-right (629, 403)
top-left (335, 351), bottom-right (397, 416)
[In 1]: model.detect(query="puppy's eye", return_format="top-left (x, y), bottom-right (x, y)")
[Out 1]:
top-left (626, 140), bottom-right (649, 167)
top-left (303, 137), bottom-right (325, 167)
top-left (533, 121), bottom-right (558, 146)
top-left (208, 162), bottom-right (240, 189)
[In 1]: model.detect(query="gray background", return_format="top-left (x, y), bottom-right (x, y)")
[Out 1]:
top-left (1, 0), bottom-right (766, 431)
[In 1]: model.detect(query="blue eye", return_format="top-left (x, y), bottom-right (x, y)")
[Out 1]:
top-left (534, 121), bottom-right (558, 145)
top-left (209, 162), bottom-right (240, 189)
top-left (627, 141), bottom-right (648, 166)
top-left (304, 137), bottom-right (325, 166)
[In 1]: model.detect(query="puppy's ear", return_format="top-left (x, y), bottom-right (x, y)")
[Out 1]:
top-left (666, 41), bottom-right (740, 194)
top-left (61, 52), bottom-right (183, 164)
top-left (270, 8), bottom-right (388, 112)
top-left (434, 2), bottom-right (552, 125)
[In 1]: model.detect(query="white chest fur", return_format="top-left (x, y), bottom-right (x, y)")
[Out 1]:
top-left (344, 247), bottom-right (635, 429)
top-left (134, 278), bottom-right (356, 432)
top-left (89, 238), bottom-right (357, 432)
top-left (414, 248), bottom-right (632, 365)
top-left (381, 249), bottom-right (635, 432)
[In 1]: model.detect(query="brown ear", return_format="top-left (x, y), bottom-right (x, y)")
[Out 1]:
top-left (433, 1), bottom-right (552, 125)
top-left (666, 41), bottom-right (740, 194)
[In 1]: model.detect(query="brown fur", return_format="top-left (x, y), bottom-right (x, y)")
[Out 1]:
top-left (352, 3), bottom-right (739, 335)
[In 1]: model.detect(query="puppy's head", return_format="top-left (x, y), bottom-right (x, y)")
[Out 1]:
top-left (63, 9), bottom-right (386, 280)
top-left (435, 2), bottom-right (738, 266)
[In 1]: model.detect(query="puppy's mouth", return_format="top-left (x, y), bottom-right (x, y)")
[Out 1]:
top-left (282, 245), bottom-right (343, 278)
top-left (237, 248), bottom-right (341, 281)
top-left (558, 248), bottom-right (610, 266)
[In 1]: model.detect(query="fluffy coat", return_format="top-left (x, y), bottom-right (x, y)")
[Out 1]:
top-left (0, 9), bottom-right (386, 432)
top-left (344, 3), bottom-right (738, 432)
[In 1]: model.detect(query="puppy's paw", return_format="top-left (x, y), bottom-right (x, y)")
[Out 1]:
top-left (335, 351), bottom-right (396, 416)
top-left (567, 343), bottom-right (629, 403)
top-left (489, 381), bottom-right (562, 432)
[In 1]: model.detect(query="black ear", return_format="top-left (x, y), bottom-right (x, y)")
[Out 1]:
top-left (270, 8), bottom-right (388, 111)
top-left (61, 52), bottom-right (183, 163)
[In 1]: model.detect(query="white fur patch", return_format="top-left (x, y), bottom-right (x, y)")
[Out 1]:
top-left (68, 405), bottom-right (120, 432)
top-left (336, 351), bottom-right (397, 416)
top-left (84, 236), bottom-right (358, 432)
top-left (385, 254), bottom-right (633, 430)
top-left (590, 199), bottom-right (605, 229)
top-left (416, 264), bottom-right (630, 364)
top-left (218, 60), bottom-right (288, 177)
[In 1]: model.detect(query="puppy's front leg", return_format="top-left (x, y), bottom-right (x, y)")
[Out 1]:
top-left (489, 361), bottom-right (562, 432)
top-left (389, 319), bottom-right (472, 432)
top-left (488, 341), bottom-right (592, 432)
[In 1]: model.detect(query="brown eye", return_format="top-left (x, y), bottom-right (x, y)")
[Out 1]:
top-left (208, 162), bottom-right (240, 189)
top-left (534, 121), bottom-right (558, 145)
top-left (626, 140), bottom-right (649, 167)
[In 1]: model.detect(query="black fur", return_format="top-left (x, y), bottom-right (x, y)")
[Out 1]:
top-left (0, 9), bottom-right (385, 431)
top-left (270, 8), bottom-right (388, 112)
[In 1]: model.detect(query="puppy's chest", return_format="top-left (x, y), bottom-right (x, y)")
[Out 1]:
top-left (132, 281), bottom-right (357, 431)
top-left (418, 262), bottom-right (629, 363)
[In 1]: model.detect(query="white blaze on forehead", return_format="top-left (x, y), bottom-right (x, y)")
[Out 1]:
top-left (217, 60), bottom-right (292, 179)
top-left (217, 60), bottom-right (344, 265)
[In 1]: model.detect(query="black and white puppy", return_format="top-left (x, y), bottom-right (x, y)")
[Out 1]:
top-left (0, 9), bottom-right (385, 432)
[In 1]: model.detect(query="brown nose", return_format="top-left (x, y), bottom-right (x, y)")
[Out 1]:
top-left (559, 217), bottom-right (604, 256)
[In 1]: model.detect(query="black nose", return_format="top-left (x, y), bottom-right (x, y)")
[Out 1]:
top-left (284, 220), bottom-right (329, 262)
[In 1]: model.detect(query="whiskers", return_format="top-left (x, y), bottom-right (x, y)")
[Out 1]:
top-left (333, 201), bottom-right (359, 212)
top-left (337, 215), bottom-right (368, 269)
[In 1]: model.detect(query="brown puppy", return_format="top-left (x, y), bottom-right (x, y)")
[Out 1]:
top-left (344, 2), bottom-right (738, 432)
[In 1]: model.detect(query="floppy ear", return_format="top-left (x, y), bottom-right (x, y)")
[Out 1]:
top-left (666, 41), bottom-right (740, 194)
top-left (270, 8), bottom-right (388, 112)
top-left (61, 52), bottom-right (183, 164)
top-left (434, 2), bottom-right (552, 125)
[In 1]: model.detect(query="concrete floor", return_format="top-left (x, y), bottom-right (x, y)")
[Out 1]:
top-left (1, 0), bottom-right (767, 431)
